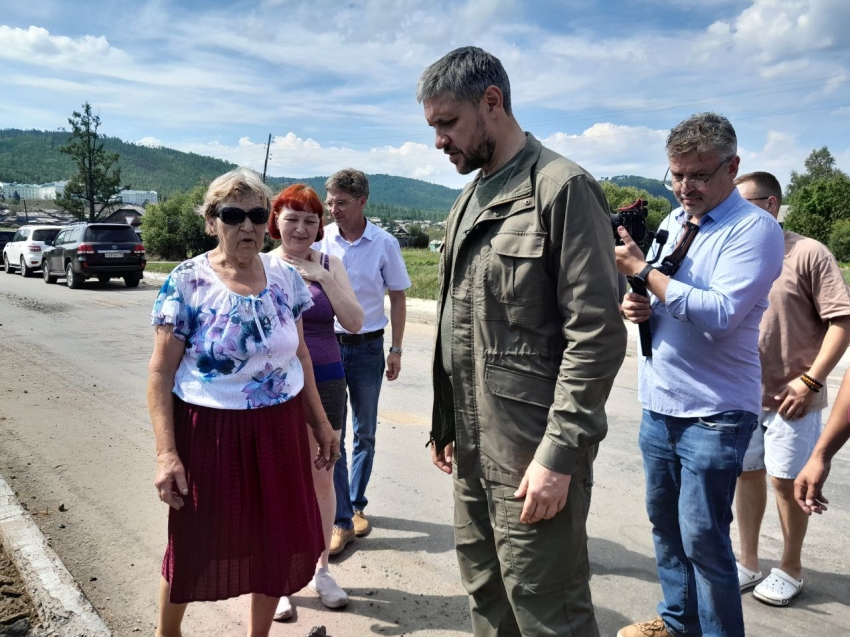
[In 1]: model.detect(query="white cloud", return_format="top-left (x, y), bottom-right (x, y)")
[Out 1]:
top-left (0, 25), bottom-right (129, 67)
top-left (2, 0), bottom-right (849, 192)
top-left (135, 136), bottom-right (163, 147)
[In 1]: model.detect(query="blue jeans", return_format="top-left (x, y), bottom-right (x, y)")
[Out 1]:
top-left (333, 337), bottom-right (385, 529)
top-left (639, 409), bottom-right (756, 637)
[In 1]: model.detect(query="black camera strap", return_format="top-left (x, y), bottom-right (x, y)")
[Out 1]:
top-left (658, 220), bottom-right (700, 277)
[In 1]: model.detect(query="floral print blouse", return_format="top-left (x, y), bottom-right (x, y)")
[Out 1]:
top-left (151, 252), bottom-right (313, 410)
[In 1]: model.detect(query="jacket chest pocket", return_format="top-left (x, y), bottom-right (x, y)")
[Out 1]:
top-left (483, 231), bottom-right (546, 306)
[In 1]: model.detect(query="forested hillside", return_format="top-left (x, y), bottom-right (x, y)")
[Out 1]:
top-left (605, 175), bottom-right (678, 208)
top-left (0, 129), bottom-right (234, 196)
top-left (0, 129), bottom-right (460, 216)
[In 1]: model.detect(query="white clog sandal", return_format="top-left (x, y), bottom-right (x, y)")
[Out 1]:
top-left (753, 568), bottom-right (803, 606)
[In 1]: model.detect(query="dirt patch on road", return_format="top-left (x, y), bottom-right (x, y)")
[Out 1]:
top-left (0, 537), bottom-right (40, 636)
top-left (0, 291), bottom-right (72, 315)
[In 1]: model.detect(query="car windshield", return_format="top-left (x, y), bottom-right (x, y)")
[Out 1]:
top-left (84, 226), bottom-right (138, 243)
top-left (32, 229), bottom-right (61, 242)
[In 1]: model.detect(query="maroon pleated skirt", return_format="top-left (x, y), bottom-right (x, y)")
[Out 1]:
top-left (161, 394), bottom-right (324, 603)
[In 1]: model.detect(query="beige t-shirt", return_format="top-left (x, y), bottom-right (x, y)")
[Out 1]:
top-left (760, 231), bottom-right (850, 410)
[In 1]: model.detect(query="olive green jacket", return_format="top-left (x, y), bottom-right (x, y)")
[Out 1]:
top-left (430, 135), bottom-right (627, 487)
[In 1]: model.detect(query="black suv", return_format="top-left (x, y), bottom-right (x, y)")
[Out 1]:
top-left (42, 223), bottom-right (146, 289)
top-left (0, 230), bottom-right (15, 255)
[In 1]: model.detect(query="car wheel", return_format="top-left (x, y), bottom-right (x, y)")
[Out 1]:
top-left (3, 254), bottom-right (12, 274)
top-left (98, 276), bottom-right (111, 284)
top-left (66, 263), bottom-right (82, 289)
top-left (43, 262), bottom-right (58, 284)
top-left (124, 276), bottom-right (140, 288)
top-left (20, 257), bottom-right (33, 278)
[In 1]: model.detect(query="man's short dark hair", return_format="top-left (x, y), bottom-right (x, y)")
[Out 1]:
top-left (416, 46), bottom-right (512, 116)
top-left (735, 171), bottom-right (783, 206)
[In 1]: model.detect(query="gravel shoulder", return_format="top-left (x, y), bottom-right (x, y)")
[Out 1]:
top-left (0, 538), bottom-right (39, 636)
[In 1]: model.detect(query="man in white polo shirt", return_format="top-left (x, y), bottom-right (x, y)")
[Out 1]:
top-left (316, 168), bottom-right (411, 554)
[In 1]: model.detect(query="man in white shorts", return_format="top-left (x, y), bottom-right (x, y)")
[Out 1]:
top-left (734, 171), bottom-right (850, 606)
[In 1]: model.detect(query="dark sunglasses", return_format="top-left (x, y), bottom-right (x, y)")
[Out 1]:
top-left (214, 206), bottom-right (270, 226)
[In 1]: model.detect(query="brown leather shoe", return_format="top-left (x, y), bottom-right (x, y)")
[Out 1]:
top-left (328, 526), bottom-right (355, 555)
top-left (617, 618), bottom-right (672, 637)
top-left (353, 510), bottom-right (371, 537)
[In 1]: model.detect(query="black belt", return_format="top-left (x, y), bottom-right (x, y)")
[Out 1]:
top-left (336, 329), bottom-right (384, 345)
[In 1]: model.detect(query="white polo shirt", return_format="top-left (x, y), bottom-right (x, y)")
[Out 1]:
top-left (315, 220), bottom-right (411, 334)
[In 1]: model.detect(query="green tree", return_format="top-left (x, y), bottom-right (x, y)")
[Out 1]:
top-left (55, 103), bottom-right (122, 222)
top-left (141, 184), bottom-right (216, 260)
top-left (828, 219), bottom-right (850, 262)
top-left (784, 174), bottom-right (850, 245)
top-left (12, 190), bottom-right (20, 204)
top-left (786, 147), bottom-right (847, 199)
top-left (406, 223), bottom-right (430, 248)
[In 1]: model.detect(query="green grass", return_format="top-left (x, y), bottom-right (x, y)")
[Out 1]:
top-left (842, 264), bottom-right (850, 285)
top-left (144, 248), bottom-right (442, 299)
top-left (145, 261), bottom-right (181, 274)
top-left (401, 248), bottom-right (440, 300)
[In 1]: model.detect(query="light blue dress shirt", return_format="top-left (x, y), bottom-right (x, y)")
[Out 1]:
top-left (639, 189), bottom-right (784, 417)
top-left (315, 220), bottom-right (411, 334)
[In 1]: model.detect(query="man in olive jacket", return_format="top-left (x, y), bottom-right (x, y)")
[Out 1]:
top-left (417, 46), bottom-right (626, 637)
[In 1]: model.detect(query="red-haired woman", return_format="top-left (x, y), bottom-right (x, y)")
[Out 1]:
top-left (268, 184), bottom-right (363, 619)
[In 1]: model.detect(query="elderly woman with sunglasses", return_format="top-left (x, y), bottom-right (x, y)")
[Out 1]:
top-left (267, 184), bottom-right (364, 620)
top-left (148, 167), bottom-right (339, 637)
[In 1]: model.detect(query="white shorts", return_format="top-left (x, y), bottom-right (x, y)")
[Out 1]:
top-left (742, 409), bottom-right (823, 479)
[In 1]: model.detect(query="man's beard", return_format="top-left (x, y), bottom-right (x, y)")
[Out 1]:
top-left (455, 118), bottom-right (497, 175)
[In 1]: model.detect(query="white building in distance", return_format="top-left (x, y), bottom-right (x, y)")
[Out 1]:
top-left (0, 182), bottom-right (64, 199)
top-left (0, 182), bottom-right (157, 206)
top-left (119, 189), bottom-right (158, 205)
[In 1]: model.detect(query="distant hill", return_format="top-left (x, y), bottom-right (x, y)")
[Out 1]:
top-left (605, 175), bottom-right (679, 208)
top-left (0, 129), bottom-right (235, 197)
top-left (0, 129), bottom-right (461, 217)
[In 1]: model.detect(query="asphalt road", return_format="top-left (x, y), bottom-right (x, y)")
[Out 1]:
top-left (0, 270), bottom-right (849, 636)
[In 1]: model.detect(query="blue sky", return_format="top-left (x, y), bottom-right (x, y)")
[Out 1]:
top-left (2, 0), bottom-right (849, 189)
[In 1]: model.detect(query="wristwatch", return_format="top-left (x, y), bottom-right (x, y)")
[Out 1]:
top-left (389, 346), bottom-right (403, 356)
top-left (632, 264), bottom-right (655, 287)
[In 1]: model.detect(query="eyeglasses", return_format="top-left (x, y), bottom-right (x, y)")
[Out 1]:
top-left (746, 196), bottom-right (770, 202)
top-left (663, 160), bottom-right (728, 191)
top-left (324, 196), bottom-right (360, 210)
top-left (213, 206), bottom-right (270, 226)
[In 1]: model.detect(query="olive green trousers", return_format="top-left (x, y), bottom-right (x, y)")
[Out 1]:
top-left (453, 454), bottom-right (599, 637)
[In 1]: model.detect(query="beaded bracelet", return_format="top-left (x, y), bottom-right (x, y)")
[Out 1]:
top-left (802, 373), bottom-right (824, 389)
top-left (800, 374), bottom-right (821, 392)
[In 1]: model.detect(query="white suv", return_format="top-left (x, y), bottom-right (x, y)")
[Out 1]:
top-left (3, 225), bottom-right (62, 277)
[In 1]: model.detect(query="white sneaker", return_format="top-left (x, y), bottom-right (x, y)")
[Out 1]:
top-left (273, 596), bottom-right (293, 621)
top-left (309, 567), bottom-right (348, 608)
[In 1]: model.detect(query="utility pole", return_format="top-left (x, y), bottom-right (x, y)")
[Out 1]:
top-left (23, 200), bottom-right (29, 223)
top-left (262, 133), bottom-right (272, 183)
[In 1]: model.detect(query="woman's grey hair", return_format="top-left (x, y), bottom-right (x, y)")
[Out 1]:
top-left (325, 168), bottom-right (370, 198)
top-left (666, 112), bottom-right (737, 161)
top-left (197, 167), bottom-right (272, 226)
top-left (416, 46), bottom-right (512, 116)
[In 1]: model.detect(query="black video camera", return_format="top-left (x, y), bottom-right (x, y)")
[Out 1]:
top-left (611, 198), bottom-right (669, 359)
top-left (611, 198), bottom-right (649, 246)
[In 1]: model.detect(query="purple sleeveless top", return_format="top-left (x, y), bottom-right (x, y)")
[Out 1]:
top-left (302, 253), bottom-right (344, 381)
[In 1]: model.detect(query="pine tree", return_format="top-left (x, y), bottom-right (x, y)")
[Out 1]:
top-left (56, 103), bottom-right (122, 221)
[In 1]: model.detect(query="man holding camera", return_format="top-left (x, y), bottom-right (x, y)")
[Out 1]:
top-left (419, 46), bottom-right (625, 636)
top-left (733, 171), bottom-right (850, 606)
top-left (615, 113), bottom-right (784, 637)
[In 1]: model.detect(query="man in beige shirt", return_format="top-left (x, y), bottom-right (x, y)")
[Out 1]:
top-left (734, 171), bottom-right (850, 606)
